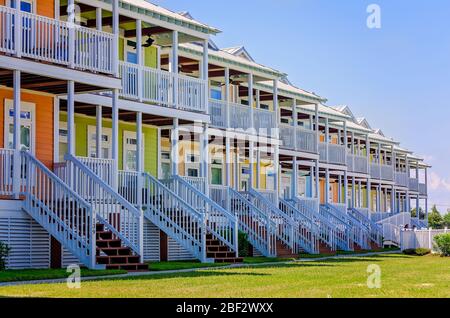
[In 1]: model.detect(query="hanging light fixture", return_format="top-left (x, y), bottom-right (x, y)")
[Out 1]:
top-left (142, 36), bottom-right (155, 47)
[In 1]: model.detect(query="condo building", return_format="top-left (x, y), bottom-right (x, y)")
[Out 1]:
top-left (0, 0), bottom-right (429, 269)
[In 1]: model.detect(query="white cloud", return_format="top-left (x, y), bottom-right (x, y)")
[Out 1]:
top-left (429, 172), bottom-right (450, 192)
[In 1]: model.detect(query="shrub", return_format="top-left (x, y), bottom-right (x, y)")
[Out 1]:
top-left (238, 231), bottom-right (251, 257)
top-left (433, 233), bottom-right (450, 257)
top-left (0, 242), bottom-right (11, 271)
top-left (402, 248), bottom-right (431, 256)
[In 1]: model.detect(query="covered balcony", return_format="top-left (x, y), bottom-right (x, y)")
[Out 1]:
top-left (0, 4), bottom-right (114, 75)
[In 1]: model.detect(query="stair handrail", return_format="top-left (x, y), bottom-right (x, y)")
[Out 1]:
top-left (162, 175), bottom-right (239, 254)
top-left (279, 198), bottom-right (320, 254)
top-left (288, 197), bottom-right (337, 251)
top-left (21, 151), bottom-right (96, 268)
top-left (227, 187), bottom-right (277, 257)
top-left (64, 154), bottom-right (142, 257)
top-left (244, 188), bottom-right (298, 253)
top-left (319, 204), bottom-right (353, 250)
top-left (141, 172), bottom-right (208, 262)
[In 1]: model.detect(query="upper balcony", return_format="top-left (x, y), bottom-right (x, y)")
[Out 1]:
top-left (279, 124), bottom-right (317, 154)
top-left (395, 170), bottom-right (408, 187)
top-left (347, 153), bottom-right (368, 174)
top-left (409, 177), bottom-right (419, 192)
top-left (370, 162), bottom-right (394, 181)
top-left (0, 5), bottom-right (114, 75)
top-left (319, 142), bottom-right (346, 165)
top-left (119, 61), bottom-right (207, 113)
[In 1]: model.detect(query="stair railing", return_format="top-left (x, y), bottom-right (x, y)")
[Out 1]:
top-left (63, 154), bottom-right (142, 257)
top-left (20, 151), bottom-right (96, 268)
top-left (288, 197), bottom-right (337, 251)
top-left (348, 208), bottom-right (383, 247)
top-left (226, 187), bottom-right (277, 257)
top-left (242, 189), bottom-right (298, 254)
top-left (161, 176), bottom-right (238, 254)
top-left (142, 172), bottom-right (209, 262)
top-left (319, 204), bottom-right (353, 251)
top-left (279, 199), bottom-right (320, 254)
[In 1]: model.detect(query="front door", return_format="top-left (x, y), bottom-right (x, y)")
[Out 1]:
top-left (123, 130), bottom-right (144, 171)
top-left (4, 100), bottom-right (35, 154)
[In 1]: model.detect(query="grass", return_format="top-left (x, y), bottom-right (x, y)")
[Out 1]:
top-left (299, 247), bottom-right (400, 259)
top-left (0, 268), bottom-right (126, 283)
top-left (0, 253), bottom-right (449, 297)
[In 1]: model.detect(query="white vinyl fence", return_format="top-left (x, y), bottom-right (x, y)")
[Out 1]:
top-left (400, 228), bottom-right (449, 251)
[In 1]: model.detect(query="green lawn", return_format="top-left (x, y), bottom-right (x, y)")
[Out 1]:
top-left (148, 261), bottom-right (230, 271)
top-left (0, 254), bottom-right (448, 298)
top-left (0, 268), bottom-right (126, 283)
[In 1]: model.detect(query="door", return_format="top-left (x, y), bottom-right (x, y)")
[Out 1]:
top-left (4, 100), bottom-right (35, 154)
top-left (123, 130), bottom-right (144, 171)
top-left (87, 126), bottom-right (112, 159)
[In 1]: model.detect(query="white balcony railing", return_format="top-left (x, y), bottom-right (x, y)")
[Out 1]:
top-left (0, 148), bottom-right (14, 195)
top-left (280, 124), bottom-right (317, 153)
top-left (119, 61), bottom-right (207, 113)
top-left (318, 143), bottom-right (346, 165)
top-left (409, 178), bottom-right (419, 192)
top-left (370, 163), bottom-right (380, 179)
top-left (380, 164), bottom-right (394, 181)
top-left (419, 183), bottom-right (427, 196)
top-left (395, 171), bottom-right (408, 187)
top-left (347, 154), bottom-right (368, 174)
top-left (0, 6), bottom-right (114, 74)
top-left (209, 99), bottom-right (276, 134)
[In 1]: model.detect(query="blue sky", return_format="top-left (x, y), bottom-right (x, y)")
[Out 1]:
top-left (152, 0), bottom-right (450, 213)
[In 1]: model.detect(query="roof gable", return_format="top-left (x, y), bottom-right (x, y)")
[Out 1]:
top-left (357, 117), bottom-right (372, 130)
top-left (221, 46), bottom-right (255, 62)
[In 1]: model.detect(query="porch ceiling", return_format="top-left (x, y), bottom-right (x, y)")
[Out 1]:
top-left (59, 100), bottom-right (193, 126)
top-left (0, 68), bottom-right (104, 95)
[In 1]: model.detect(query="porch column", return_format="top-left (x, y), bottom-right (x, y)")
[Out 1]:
top-left (202, 40), bottom-right (209, 114)
top-left (67, 0), bottom-right (74, 66)
top-left (136, 111), bottom-right (143, 196)
top-left (337, 175), bottom-right (342, 203)
top-left (55, 0), bottom-right (60, 19)
top-left (171, 118), bottom-right (179, 175)
top-left (315, 103), bottom-right (319, 154)
top-left (366, 136), bottom-right (370, 175)
top-left (343, 121), bottom-right (348, 166)
top-left (358, 180), bottom-right (362, 208)
top-left (111, 89), bottom-right (119, 190)
top-left (293, 100), bottom-right (298, 149)
top-left (351, 177), bottom-right (356, 209)
top-left (344, 171), bottom-right (348, 208)
top-left (12, 70), bottom-right (21, 197)
top-left (416, 194), bottom-right (420, 219)
top-left (225, 137), bottom-right (231, 187)
top-left (325, 118), bottom-right (329, 162)
top-left (248, 140), bottom-right (254, 190)
top-left (310, 166), bottom-right (314, 198)
top-left (391, 185), bottom-right (396, 213)
top-left (425, 167), bottom-right (428, 221)
top-left (405, 190), bottom-right (410, 213)
top-left (112, 0), bottom-right (119, 76)
top-left (202, 123), bottom-right (210, 196)
top-left (234, 143), bottom-right (240, 190)
top-left (367, 178), bottom-right (371, 212)
top-left (224, 67), bottom-right (230, 127)
top-left (171, 31), bottom-right (179, 107)
top-left (248, 74), bottom-right (254, 133)
top-left (292, 157), bottom-right (298, 199)
top-left (256, 146), bottom-right (261, 189)
top-left (273, 79), bottom-right (279, 203)
top-left (136, 19), bottom-right (143, 102)
top-left (96, 106), bottom-right (102, 158)
top-left (136, 112), bottom-right (144, 261)
top-left (96, 7), bottom-right (102, 31)
top-left (256, 89), bottom-right (261, 109)
top-left (67, 81), bottom-right (75, 156)
top-left (315, 159), bottom-right (320, 202)
top-left (325, 168), bottom-right (330, 204)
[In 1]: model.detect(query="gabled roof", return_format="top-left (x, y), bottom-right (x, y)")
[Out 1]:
top-left (221, 46), bottom-right (255, 62)
top-left (256, 81), bottom-right (325, 104)
top-left (374, 129), bottom-right (385, 136)
top-left (178, 43), bottom-right (285, 78)
top-left (118, 0), bottom-right (221, 35)
top-left (298, 104), bottom-right (350, 121)
top-left (333, 105), bottom-right (356, 121)
top-left (357, 117), bottom-right (372, 130)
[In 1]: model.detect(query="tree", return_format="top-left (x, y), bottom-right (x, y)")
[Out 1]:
top-left (443, 213), bottom-right (450, 228)
top-left (428, 205), bottom-right (444, 229)
top-left (411, 207), bottom-right (425, 219)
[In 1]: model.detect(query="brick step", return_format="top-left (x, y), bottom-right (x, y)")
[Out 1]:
top-left (206, 245), bottom-right (230, 252)
top-left (96, 239), bottom-right (122, 248)
top-left (105, 263), bottom-right (148, 271)
top-left (318, 241), bottom-right (336, 255)
top-left (96, 255), bottom-right (140, 265)
top-left (207, 251), bottom-right (237, 258)
top-left (96, 231), bottom-right (113, 240)
top-left (96, 247), bottom-right (132, 256)
top-left (206, 239), bottom-right (221, 246)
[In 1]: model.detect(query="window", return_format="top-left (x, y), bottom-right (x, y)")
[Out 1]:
top-left (210, 88), bottom-right (222, 100)
top-left (4, 100), bottom-right (35, 154)
top-left (260, 104), bottom-right (269, 110)
top-left (11, 0), bottom-right (33, 12)
top-left (187, 168), bottom-right (199, 177)
top-left (123, 130), bottom-right (144, 171)
top-left (87, 126), bottom-right (112, 159)
top-left (125, 40), bottom-right (138, 64)
top-left (160, 151), bottom-right (171, 179)
top-left (211, 167), bottom-right (222, 185)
